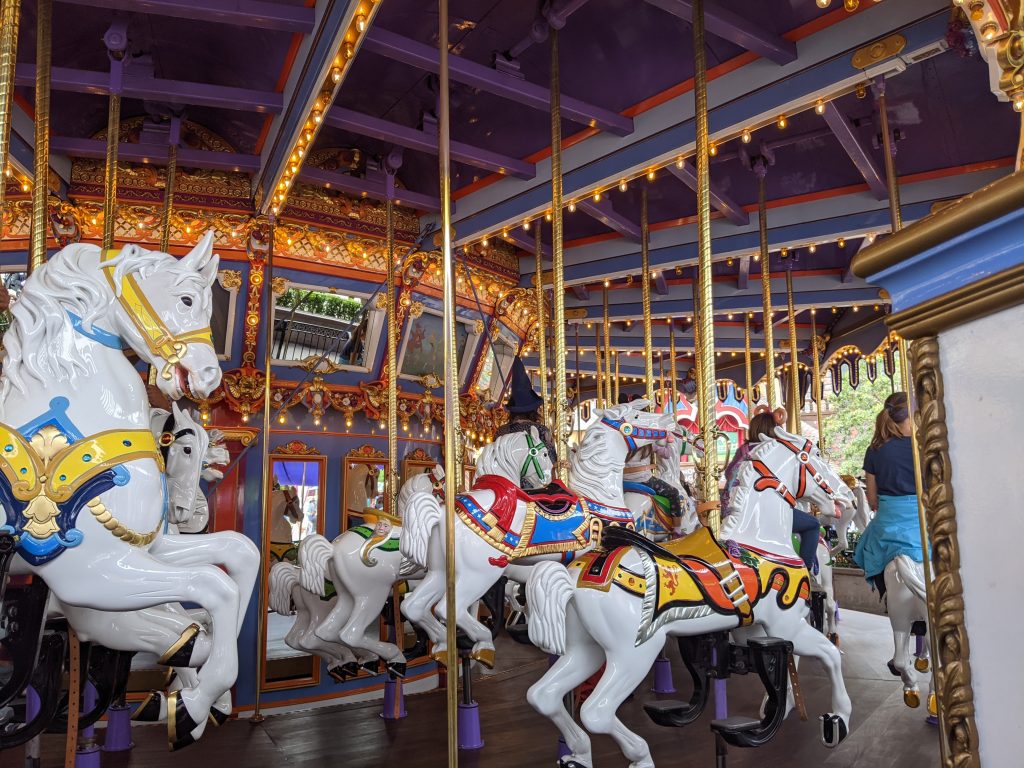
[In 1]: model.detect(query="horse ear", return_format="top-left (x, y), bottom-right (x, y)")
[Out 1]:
top-left (171, 400), bottom-right (184, 420)
top-left (631, 398), bottom-right (651, 412)
top-left (772, 425), bottom-right (787, 440)
top-left (180, 229), bottom-right (216, 271)
top-left (200, 254), bottom-right (220, 288)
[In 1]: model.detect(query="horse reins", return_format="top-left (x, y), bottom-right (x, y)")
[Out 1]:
top-left (750, 435), bottom-right (838, 508)
top-left (600, 417), bottom-right (670, 452)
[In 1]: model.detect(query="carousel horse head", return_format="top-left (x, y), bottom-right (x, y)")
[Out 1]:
top-left (202, 428), bottom-right (230, 484)
top-left (749, 427), bottom-right (856, 516)
top-left (476, 426), bottom-right (552, 490)
top-left (594, 400), bottom-right (677, 455)
top-left (159, 402), bottom-right (211, 526)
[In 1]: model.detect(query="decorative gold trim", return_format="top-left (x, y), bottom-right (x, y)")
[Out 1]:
top-left (217, 270), bottom-right (243, 291)
top-left (404, 447), bottom-right (433, 463)
top-left (851, 33), bottom-right (906, 70)
top-left (87, 497), bottom-right (161, 547)
top-left (212, 427), bottom-right (259, 447)
top-left (272, 440), bottom-right (320, 456)
top-left (853, 170), bottom-right (1024, 279)
top-left (888, 262), bottom-right (1024, 339)
top-left (158, 623), bottom-right (201, 665)
top-left (909, 337), bottom-right (981, 768)
top-left (348, 444), bottom-right (386, 460)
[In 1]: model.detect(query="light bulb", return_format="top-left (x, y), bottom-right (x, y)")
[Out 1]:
top-left (568, 201), bottom-right (576, 213)
top-left (709, 142), bottom-right (718, 157)
top-left (355, 13), bottom-right (367, 32)
top-left (619, 180), bottom-right (628, 192)
top-left (815, 99), bottom-right (826, 115)
top-left (837, 237), bottom-right (846, 248)
top-left (809, 243), bottom-right (817, 253)
top-left (675, 157), bottom-right (684, 169)
top-left (741, 129), bottom-right (752, 144)
top-left (593, 191), bottom-right (601, 202)
top-left (523, 219), bottom-right (530, 231)
top-left (482, 237), bottom-right (489, 247)
top-left (816, 0), bottom-right (830, 7)
top-left (777, 114), bottom-right (788, 130)
top-left (545, 211), bottom-right (552, 221)
top-left (647, 169), bottom-right (656, 181)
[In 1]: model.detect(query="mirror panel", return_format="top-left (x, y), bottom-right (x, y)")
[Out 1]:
top-left (343, 445), bottom-right (388, 530)
top-left (402, 447), bottom-right (436, 483)
top-left (261, 447), bottom-right (326, 690)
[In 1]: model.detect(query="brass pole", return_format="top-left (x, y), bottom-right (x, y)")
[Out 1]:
top-left (669, 320), bottom-right (677, 414)
top-left (574, 324), bottom-right (581, 439)
top-left (785, 269), bottom-right (800, 434)
top-left (693, 0), bottom-right (720, 529)
top-left (386, 195), bottom-right (398, 524)
top-left (743, 314), bottom-right (754, 415)
top-left (594, 323), bottom-right (603, 409)
top-left (252, 217), bottom-right (275, 723)
top-left (550, 27), bottom-right (569, 477)
top-left (438, 1), bottom-right (460, 761)
top-left (614, 351), bottom-right (619, 404)
top-left (810, 310), bottom-right (824, 451)
top-left (602, 284), bottom-right (612, 403)
top-left (641, 187), bottom-right (654, 405)
top-left (0, 0), bottom-right (21, 220)
top-left (102, 90), bottom-right (121, 251)
top-left (659, 350), bottom-right (666, 396)
top-left (29, 0), bottom-right (51, 272)
top-left (534, 224), bottom-right (549, 424)
top-left (756, 167), bottom-right (775, 411)
top-left (875, 78), bottom-right (902, 232)
top-left (159, 144), bottom-right (178, 252)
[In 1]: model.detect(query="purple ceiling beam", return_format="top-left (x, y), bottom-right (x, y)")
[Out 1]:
top-left (326, 107), bottom-right (534, 180)
top-left (822, 102), bottom-right (887, 201)
top-left (362, 28), bottom-right (633, 137)
top-left (297, 167), bottom-right (441, 213)
top-left (49, 136), bottom-right (260, 172)
top-left (507, 0), bottom-right (597, 59)
top-left (576, 198), bottom-right (641, 242)
top-left (55, 0), bottom-right (314, 33)
top-left (15, 64), bottom-right (281, 114)
top-left (668, 160), bottom-right (750, 226)
top-left (642, 0), bottom-right (796, 65)
top-left (571, 285), bottom-right (590, 301)
top-left (654, 271), bottom-right (669, 295)
top-left (737, 254), bottom-right (750, 289)
top-left (505, 230), bottom-right (552, 258)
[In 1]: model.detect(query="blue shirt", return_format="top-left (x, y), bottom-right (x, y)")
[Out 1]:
top-left (863, 436), bottom-right (917, 497)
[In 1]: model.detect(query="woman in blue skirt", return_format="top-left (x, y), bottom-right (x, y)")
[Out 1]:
top-left (854, 392), bottom-right (927, 591)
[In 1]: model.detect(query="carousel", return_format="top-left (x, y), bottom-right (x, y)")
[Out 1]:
top-left (0, 0), bottom-right (1021, 766)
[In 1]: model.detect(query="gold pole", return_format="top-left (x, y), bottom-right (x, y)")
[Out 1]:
top-left (757, 169), bottom-right (775, 411)
top-left (159, 143), bottom-right (178, 252)
top-left (252, 217), bottom-right (275, 723)
top-left (641, 188), bottom-right (654, 405)
top-left (669, 319), bottom-right (677, 414)
top-left (785, 269), bottom-right (800, 434)
top-left (102, 90), bottom-right (121, 250)
top-left (29, 0), bottom-right (51, 273)
top-left (594, 323), bottom-right (603, 408)
top-left (386, 195), bottom-right (398, 524)
top-left (438, 1), bottom-right (459, 761)
top-left (614, 351), bottom-right (619, 404)
top-left (0, 0), bottom-right (21, 221)
top-left (659, 350), bottom-right (666, 395)
top-left (876, 79), bottom-right (902, 232)
top-left (574, 324), bottom-right (581, 439)
top-left (693, 0), bottom-right (720, 530)
top-left (602, 284), bottom-right (612, 403)
top-left (534, 225), bottom-right (549, 424)
top-left (810, 309), bottom-right (824, 451)
top-left (743, 313), bottom-right (754, 414)
top-left (550, 27), bottom-right (569, 477)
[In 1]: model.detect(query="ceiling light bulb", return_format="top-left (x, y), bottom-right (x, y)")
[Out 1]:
top-left (709, 142), bottom-right (718, 157)
top-left (647, 169), bottom-right (656, 181)
top-left (593, 191), bottom-right (602, 202)
top-left (619, 180), bottom-right (628, 192)
top-left (815, 99), bottom-right (826, 115)
top-left (837, 237), bottom-right (846, 248)
top-left (816, 0), bottom-right (831, 7)
top-left (675, 157), bottom-right (684, 169)
top-left (741, 129), bottom-right (752, 143)
top-left (777, 114), bottom-right (788, 130)
top-left (809, 243), bottom-right (817, 253)
top-left (568, 201), bottom-right (576, 212)
top-left (355, 13), bottom-right (367, 32)
top-left (523, 219), bottom-right (531, 231)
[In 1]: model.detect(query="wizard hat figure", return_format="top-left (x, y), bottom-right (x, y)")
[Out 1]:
top-left (496, 357), bottom-right (557, 463)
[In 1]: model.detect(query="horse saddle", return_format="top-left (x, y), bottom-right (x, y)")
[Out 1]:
top-left (573, 527), bottom-right (810, 644)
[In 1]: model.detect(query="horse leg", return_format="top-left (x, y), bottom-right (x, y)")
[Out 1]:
top-left (578, 639), bottom-right (663, 768)
top-left (440, 556), bottom-right (505, 668)
top-left (526, 604), bottom-right (604, 768)
top-left (339, 592), bottom-right (405, 671)
top-left (782, 618), bottom-right (853, 746)
top-left (149, 532), bottom-right (260, 631)
top-left (401, 538), bottom-right (447, 650)
top-left (43, 548), bottom-right (240, 748)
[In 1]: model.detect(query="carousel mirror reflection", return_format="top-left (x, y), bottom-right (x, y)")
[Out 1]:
top-left (343, 445), bottom-right (388, 530)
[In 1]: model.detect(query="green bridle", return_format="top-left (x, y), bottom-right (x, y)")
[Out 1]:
top-left (519, 429), bottom-right (548, 486)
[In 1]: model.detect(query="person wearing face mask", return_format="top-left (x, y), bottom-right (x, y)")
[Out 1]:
top-left (854, 392), bottom-right (926, 587)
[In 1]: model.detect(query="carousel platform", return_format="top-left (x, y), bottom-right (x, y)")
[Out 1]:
top-left (7, 611), bottom-right (937, 768)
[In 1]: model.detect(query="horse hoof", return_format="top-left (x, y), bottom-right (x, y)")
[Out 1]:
top-left (327, 665), bottom-right (348, 684)
top-left (558, 758), bottom-right (592, 768)
top-left (886, 660), bottom-right (901, 678)
top-left (132, 691), bottom-right (166, 722)
top-left (828, 633), bottom-right (840, 647)
top-left (387, 661), bottom-right (407, 679)
top-left (820, 714), bottom-right (848, 748)
top-left (927, 693), bottom-right (937, 717)
top-left (167, 691), bottom-right (205, 751)
top-left (360, 659), bottom-right (381, 675)
top-left (159, 623), bottom-right (202, 667)
top-left (430, 647), bottom-right (448, 666)
top-left (904, 690), bottom-right (921, 709)
top-left (471, 647), bottom-right (496, 669)
top-left (207, 708), bottom-right (230, 727)
top-left (914, 657), bottom-right (929, 673)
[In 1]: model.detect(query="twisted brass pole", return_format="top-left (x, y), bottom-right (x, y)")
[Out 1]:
top-left (693, 0), bottom-right (720, 529)
top-left (744, 314), bottom-right (754, 415)
top-left (602, 284), bottom-right (612, 403)
top-left (785, 269), bottom-right (800, 434)
top-left (102, 89), bottom-right (121, 251)
top-left (876, 79), bottom-right (902, 232)
top-left (159, 144), bottom-right (178, 252)
top-left (534, 224), bottom-right (549, 424)
top-left (438, 0), bottom-right (459, 760)
top-left (641, 187), bottom-right (654, 405)
top-left (810, 310), bottom-right (824, 451)
top-left (574, 324), bottom-right (581, 439)
top-left (386, 196), bottom-right (398, 523)
top-left (30, 0), bottom-right (52, 272)
top-left (614, 351), bottom-right (619, 404)
top-left (550, 27), bottom-right (568, 476)
top-left (756, 167), bottom-right (775, 411)
top-left (0, 0), bottom-right (21, 221)
top-left (594, 322), bottom-right (603, 408)
top-left (669, 319), bottom-right (677, 414)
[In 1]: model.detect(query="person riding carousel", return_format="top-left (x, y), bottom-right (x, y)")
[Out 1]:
top-left (493, 357), bottom-right (557, 465)
top-left (853, 392), bottom-right (927, 592)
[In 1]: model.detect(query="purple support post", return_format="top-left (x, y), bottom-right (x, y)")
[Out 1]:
top-left (102, 702), bottom-right (134, 752)
top-left (25, 687), bottom-right (41, 768)
top-left (380, 678), bottom-right (407, 720)
top-left (915, 635), bottom-right (926, 658)
top-left (75, 683), bottom-right (101, 768)
top-left (651, 653), bottom-right (676, 694)
top-left (458, 655), bottom-right (484, 750)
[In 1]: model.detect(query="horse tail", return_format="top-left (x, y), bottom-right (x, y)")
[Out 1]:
top-left (298, 533), bottom-right (334, 597)
top-left (527, 561), bottom-right (575, 656)
top-left (269, 562), bottom-right (299, 615)
top-left (893, 555), bottom-right (928, 604)
top-left (400, 489), bottom-right (443, 568)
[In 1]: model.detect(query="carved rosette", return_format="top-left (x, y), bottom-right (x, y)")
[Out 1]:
top-left (404, 447), bottom-right (433, 463)
top-left (348, 444), bottom-right (386, 460)
top-left (909, 337), bottom-right (981, 768)
top-left (274, 440), bottom-right (320, 456)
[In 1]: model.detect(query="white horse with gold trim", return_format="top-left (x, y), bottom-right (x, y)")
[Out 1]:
top-left (0, 234), bottom-right (256, 749)
top-left (525, 427), bottom-right (856, 768)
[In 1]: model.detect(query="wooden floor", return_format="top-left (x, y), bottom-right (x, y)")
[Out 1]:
top-left (8, 611), bottom-right (939, 768)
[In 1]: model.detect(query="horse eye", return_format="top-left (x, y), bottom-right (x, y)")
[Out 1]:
top-left (180, 296), bottom-right (193, 308)
top-left (183, 446), bottom-right (192, 455)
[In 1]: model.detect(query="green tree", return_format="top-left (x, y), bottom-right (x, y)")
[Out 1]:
top-left (823, 358), bottom-right (901, 477)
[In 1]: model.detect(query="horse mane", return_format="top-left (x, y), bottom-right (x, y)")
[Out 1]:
top-left (727, 437), bottom-right (779, 516)
top-left (570, 425), bottom-right (613, 478)
top-left (476, 433), bottom-right (520, 480)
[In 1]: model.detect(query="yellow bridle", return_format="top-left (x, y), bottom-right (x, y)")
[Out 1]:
top-left (101, 252), bottom-right (214, 381)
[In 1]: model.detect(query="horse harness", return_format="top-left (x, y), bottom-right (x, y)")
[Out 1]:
top-left (601, 417), bottom-right (671, 452)
top-left (748, 435), bottom-right (837, 509)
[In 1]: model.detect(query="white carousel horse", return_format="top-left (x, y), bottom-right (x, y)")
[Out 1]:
top-left (269, 486), bottom-right (302, 561)
top-left (0, 234), bottom-right (256, 750)
top-left (525, 427), bottom-right (857, 768)
top-left (276, 466), bottom-right (445, 678)
top-left (401, 403), bottom-right (675, 667)
top-left (883, 556), bottom-right (933, 712)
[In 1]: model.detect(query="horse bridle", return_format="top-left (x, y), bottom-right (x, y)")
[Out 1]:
top-left (750, 434), bottom-right (838, 507)
top-left (600, 416), bottom-right (670, 452)
top-left (520, 429), bottom-right (548, 484)
top-left (158, 413), bottom-right (197, 464)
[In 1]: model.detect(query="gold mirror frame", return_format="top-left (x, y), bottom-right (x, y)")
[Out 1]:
top-left (342, 444), bottom-right (388, 530)
top-left (260, 445), bottom-right (326, 692)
